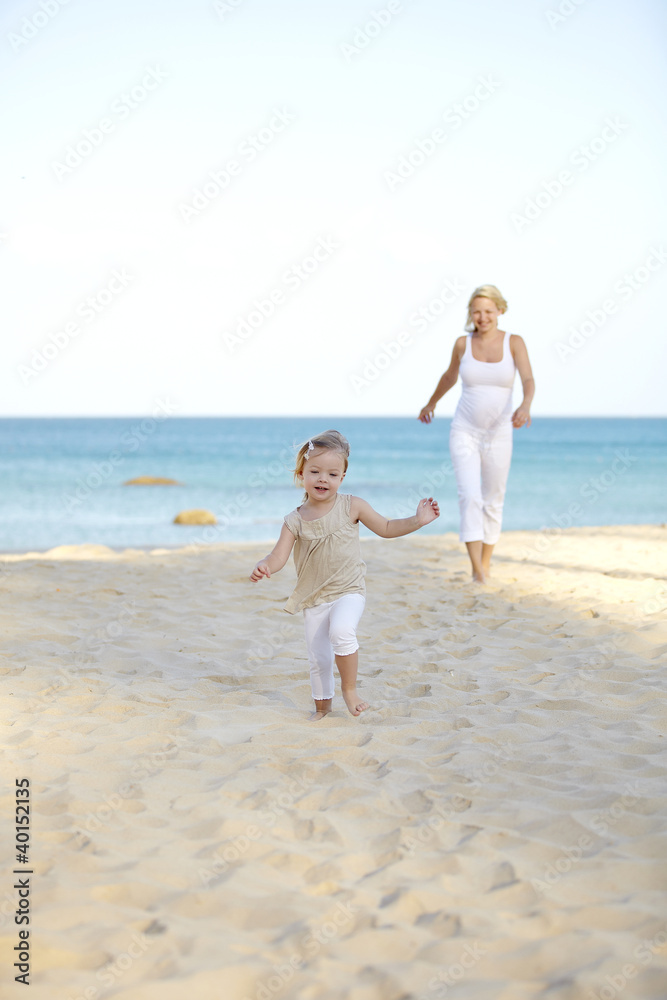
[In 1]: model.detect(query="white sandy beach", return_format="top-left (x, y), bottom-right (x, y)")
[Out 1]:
top-left (1, 525), bottom-right (666, 1000)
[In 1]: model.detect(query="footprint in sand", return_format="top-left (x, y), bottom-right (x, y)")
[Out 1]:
top-left (303, 861), bottom-right (341, 884)
top-left (449, 679), bottom-right (479, 692)
top-left (448, 645), bottom-right (482, 659)
top-left (457, 823), bottom-right (480, 844)
top-left (487, 690), bottom-right (510, 704)
top-left (144, 919), bottom-right (168, 935)
top-left (486, 860), bottom-right (518, 891)
top-left (415, 911), bottom-right (462, 936)
top-left (405, 683), bottom-right (431, 697)
top-left (92, 882), bottom-right (164, 908)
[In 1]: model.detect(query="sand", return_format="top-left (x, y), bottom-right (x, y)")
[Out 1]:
top-left (1, 524), bottom-right (666, 1000)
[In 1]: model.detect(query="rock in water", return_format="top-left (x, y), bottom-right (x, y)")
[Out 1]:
top-left (124, 476), bottom-right (183, 485)
top-left (173, 509), bottom-right (217, 525)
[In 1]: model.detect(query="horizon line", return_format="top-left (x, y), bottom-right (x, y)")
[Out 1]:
top-left (0, 413), bottom-right (666, 421)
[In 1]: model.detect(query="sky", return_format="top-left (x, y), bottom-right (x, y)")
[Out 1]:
top-left (2, 0), bottom-right (666, 418)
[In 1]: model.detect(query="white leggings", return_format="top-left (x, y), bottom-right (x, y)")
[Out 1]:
top-left (449, 423), bottom-right (513, 544)
top-left (302, 593), bottom-right (365, 701)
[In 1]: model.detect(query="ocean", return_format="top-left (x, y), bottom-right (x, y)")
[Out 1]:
top-left (0, 417), bottom-right (665, 552)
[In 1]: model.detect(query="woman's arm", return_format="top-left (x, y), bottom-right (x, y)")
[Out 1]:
top-left (510, 335), bottom-right (535, 428)
top-left (351, 496), bottom-right (440, 539)
top-left (418, 337), bottom-right (465, 423)
top-left (250, 523), bottom-right (296, 581)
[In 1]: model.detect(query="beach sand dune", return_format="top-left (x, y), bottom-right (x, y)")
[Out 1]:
top-left (1, 525), bottom-right (666, 1000)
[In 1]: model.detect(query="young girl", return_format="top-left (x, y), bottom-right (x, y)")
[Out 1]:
top-left (250, 430), bottom-right (440, 721)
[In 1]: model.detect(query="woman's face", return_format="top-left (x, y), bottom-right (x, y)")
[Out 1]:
top-left (470, 296), bottom-right (501, 332)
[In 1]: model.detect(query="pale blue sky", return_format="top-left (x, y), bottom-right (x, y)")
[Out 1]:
top-left (2, 0), bottom-right (666, 416)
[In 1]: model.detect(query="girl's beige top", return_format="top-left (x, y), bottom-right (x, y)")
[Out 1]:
top-left (283, 493), bottom-right (366, 614)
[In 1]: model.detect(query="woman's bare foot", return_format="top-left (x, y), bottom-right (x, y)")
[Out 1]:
top-left (308, 698), bottom-right (332, 721)
top-left (481, 542), bottom-right (494, 578)
top-left (472, 570), bottom-right (487, 584)
top-left (342, 688), bottom-right (369, 716)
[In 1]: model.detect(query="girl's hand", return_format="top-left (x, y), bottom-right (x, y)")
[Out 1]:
top-left (418, 404), bottom-right (435, 424)
top-left (512, 406), bottom-right (531, 428)
top-left (250, 561), bottom-right (271, 582)
top-left (416, 497), bottom-right (440, 525)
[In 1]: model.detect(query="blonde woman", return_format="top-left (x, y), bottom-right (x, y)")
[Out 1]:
top-left (419, 285), bottom-right (535, 583)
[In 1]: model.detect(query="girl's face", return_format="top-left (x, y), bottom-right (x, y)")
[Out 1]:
top-left (300, 449), bottom-right (346, 504)
top-left (470, 296), bottom-right (501, 333)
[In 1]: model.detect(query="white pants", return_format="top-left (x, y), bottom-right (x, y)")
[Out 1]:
top-left (302, 593), bottom-right (365, 701)
top-left (449, 423), bottom-right (513, 544)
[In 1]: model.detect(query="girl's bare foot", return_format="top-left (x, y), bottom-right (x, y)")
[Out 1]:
top-left (308, 698), bottom-right (332, 721)
top-left (342, 688), bottom-right (369, 716)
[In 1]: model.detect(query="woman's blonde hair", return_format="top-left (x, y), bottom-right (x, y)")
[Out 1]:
top-left (464, 284), bottom-right (508, 332)
top-left (294, 430), bottom-right (350, 501)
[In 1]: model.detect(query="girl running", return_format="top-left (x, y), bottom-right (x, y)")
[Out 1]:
top-left (250, 430), bottom-right (439, 720)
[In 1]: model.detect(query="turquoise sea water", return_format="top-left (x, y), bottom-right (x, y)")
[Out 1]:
top-left (0, 417), bottom-right (665, 552)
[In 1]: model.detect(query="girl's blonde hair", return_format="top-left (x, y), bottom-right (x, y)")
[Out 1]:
top-left (294, 430), bottom-right (350, 501)
top-left (464, 284), bottom-right (508, 332)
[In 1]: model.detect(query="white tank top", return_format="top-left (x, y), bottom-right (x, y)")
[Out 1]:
top-left (452, 331), bottom-right (516, 433)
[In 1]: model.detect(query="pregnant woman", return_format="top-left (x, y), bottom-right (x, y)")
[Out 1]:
top-left (419, 284), bottom-right (535, 583)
